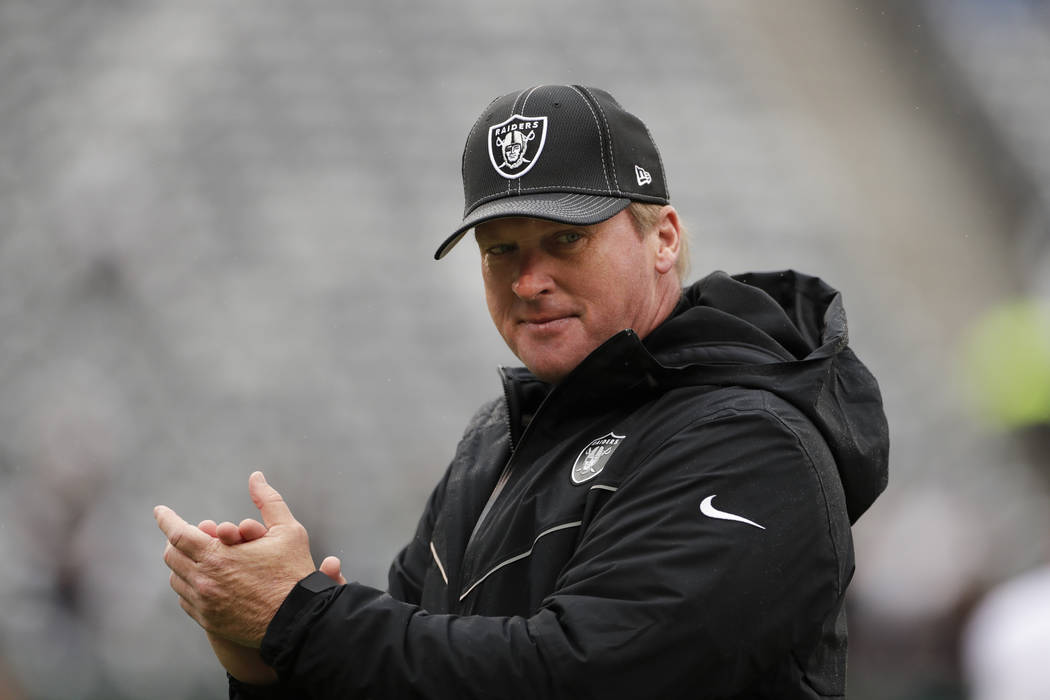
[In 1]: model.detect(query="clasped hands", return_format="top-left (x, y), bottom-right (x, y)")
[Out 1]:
top-left (155, 471), bottom-right (345, 685)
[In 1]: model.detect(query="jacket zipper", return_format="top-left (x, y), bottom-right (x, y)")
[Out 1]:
top-left (463, 367), bottom-right (561, 560)
top-left (464, 367), bottom-right (524, 547)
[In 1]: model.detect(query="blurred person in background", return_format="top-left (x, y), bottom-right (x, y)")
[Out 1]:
top-left (961, 299), bottom-right (1050, 700)
top-left (964, 562), bottom-right (1050, 700)
top-left (155, 84), bottom-right (889, 698)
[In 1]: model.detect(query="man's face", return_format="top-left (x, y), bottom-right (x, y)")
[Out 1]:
top-left (475, 210), bottom-right (674, 384)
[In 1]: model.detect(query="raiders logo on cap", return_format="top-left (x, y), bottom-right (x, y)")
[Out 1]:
top-left (488, 114), bottom-right (547, 179)
top-left (571, 432), bottom-right (624, 484)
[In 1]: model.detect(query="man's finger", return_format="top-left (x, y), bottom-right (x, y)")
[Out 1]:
top-left (199, 520), bottom-right (219, 538)
top-left (155, 505), bottom-right (211, 562)
top-left (216, 521), bottom-right (244, 545)
top-left (163, 541), bottom-right (199, 580)
top-left (169, 568), bottom-right (194, 602)
top-left (238, 518), bottom-right (267, 542)
top-left (247, 472), bottom-right (297, 529)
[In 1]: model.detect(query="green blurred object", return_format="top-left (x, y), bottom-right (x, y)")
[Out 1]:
top-left (965, 300), bottom-right (1050, 429)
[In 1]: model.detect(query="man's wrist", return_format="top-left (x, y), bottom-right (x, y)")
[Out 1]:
top-left (260, 570), bottom-right (342, 670)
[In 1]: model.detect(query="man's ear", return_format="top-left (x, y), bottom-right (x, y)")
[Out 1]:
top-left (653, 205), bottom-right (682, 275)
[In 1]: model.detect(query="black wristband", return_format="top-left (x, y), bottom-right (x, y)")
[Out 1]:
top-left (298, 570), bottom-right (340, 594)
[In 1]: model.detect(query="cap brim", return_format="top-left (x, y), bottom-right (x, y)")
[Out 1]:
top-left (434, 192), bottom-right (631, 259)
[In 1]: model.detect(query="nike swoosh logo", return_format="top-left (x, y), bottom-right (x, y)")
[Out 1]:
top-left (700, 495), bottom-right (766, 530)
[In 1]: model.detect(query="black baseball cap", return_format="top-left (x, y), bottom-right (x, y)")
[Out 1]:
top-left (434, 84), bottom-right (670, 259)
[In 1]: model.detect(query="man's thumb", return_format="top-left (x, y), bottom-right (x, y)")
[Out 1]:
top-left (319, 555), bottom-right (347, 585)
top-left (248, 471), bottom-right (295, 528)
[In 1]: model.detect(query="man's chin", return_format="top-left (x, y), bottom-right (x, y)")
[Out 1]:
top-left (513, 333), bottom-right (597, 384)
top-left (518, 353), bottom-right (580, 385)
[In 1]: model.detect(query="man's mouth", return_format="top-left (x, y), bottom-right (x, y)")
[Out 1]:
top-left (519, 314), bottom-right (576, 330)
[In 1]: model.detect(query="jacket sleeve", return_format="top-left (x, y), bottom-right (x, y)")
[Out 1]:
top-left (227, 675), bottom-right (293, 700)
top-left (386, 466), bottom-right (450, 605)
top-left (255, 399), bottom-right (852, 699)
top-left (386, 395), bottom-right (505, 605)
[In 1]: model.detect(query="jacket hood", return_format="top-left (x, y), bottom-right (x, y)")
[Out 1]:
top-left (643, 270), bottom-right (889, 523)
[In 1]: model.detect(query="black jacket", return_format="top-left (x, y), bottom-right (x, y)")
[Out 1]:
top-left (236, 270), bottom-right (889, 699)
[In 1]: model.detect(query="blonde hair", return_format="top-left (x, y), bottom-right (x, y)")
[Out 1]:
top-left (626, 202), bottom-right (690, 281)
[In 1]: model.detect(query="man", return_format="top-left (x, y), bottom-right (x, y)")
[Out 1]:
top-left (156, 84), bottom-right (889, 698)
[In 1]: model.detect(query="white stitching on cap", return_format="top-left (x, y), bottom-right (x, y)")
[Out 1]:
top-left (575, 86), bottom-right (613, 193)
top-left (639, 122), bottom-right (668, 199)
top-left (464, 184), bottom-right (625, 211)
top-left (568, 85), bottom-right (612, 192)
top-left (469, 194), bottom-right (623, 217)
top-left (510, 86), bottom-right (534, 114)
top-left (517, 86), bottom-right (545, 197)
top-left (506, 87), bottom-right (534, 199)
top-left (465, 184), bottom-right (629, 212)
top-left (465, 86), bottom-right (632, 214)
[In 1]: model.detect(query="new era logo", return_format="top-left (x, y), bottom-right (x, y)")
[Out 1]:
top-left (634, 164), bottom-right (652, 187)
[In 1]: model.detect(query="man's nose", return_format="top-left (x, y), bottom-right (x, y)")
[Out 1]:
top-left (511, 251), bottom-right (553, 300)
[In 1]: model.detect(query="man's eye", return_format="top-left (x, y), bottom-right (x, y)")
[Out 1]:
top-left (486, 244), bottom-right (515, 256)
top-left (556, 231), bottom-right (583, 244)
